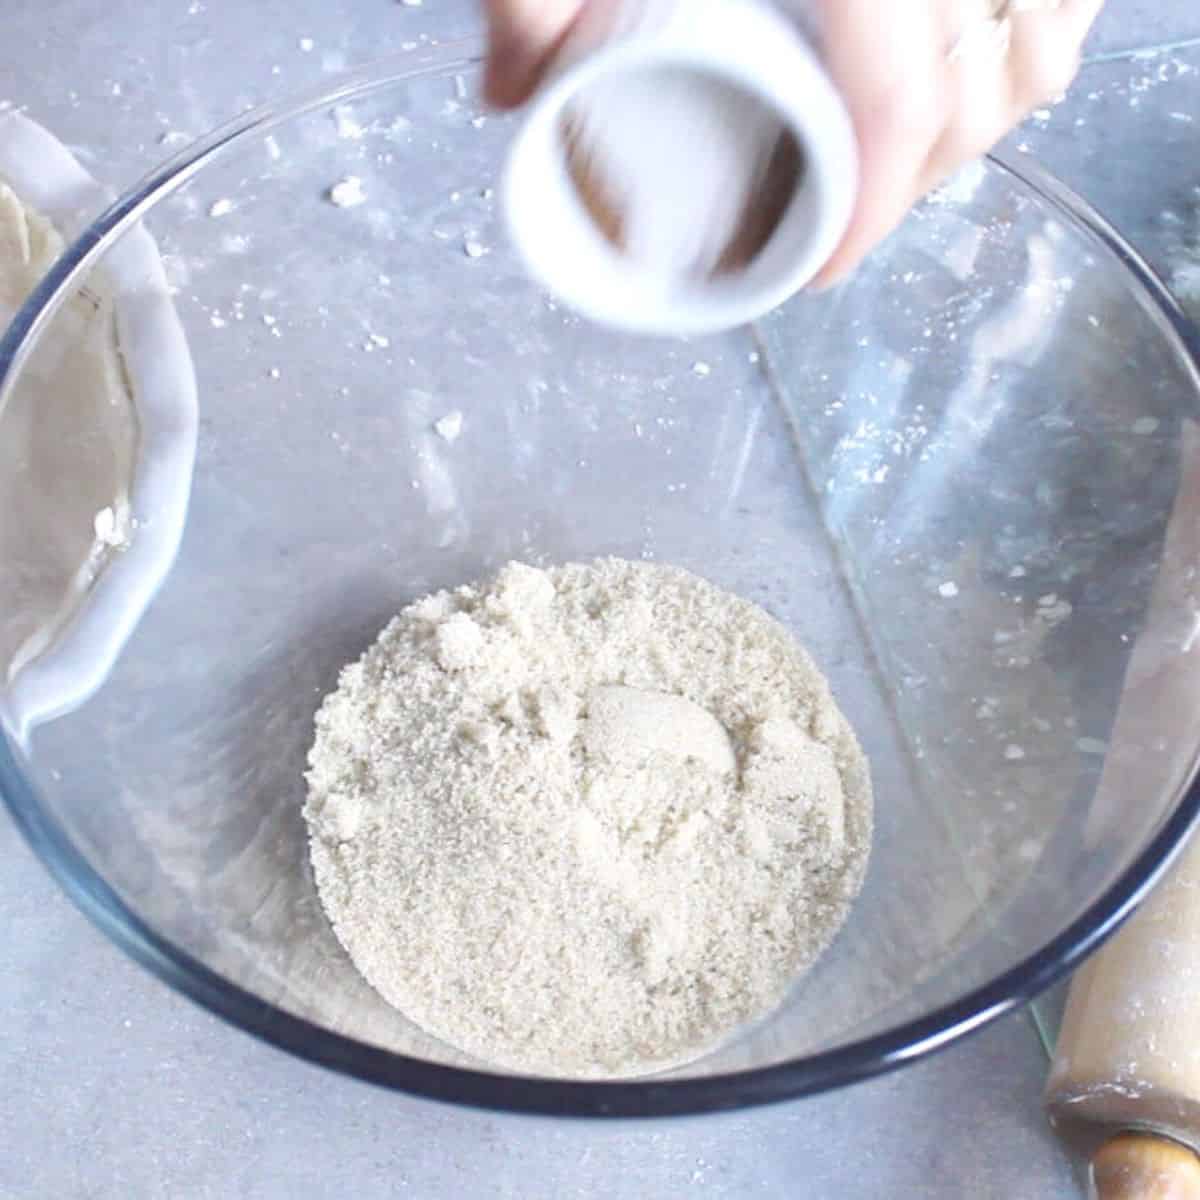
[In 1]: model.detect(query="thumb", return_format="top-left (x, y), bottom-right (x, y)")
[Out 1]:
top-left (483, 0), bottom-right (587, 108)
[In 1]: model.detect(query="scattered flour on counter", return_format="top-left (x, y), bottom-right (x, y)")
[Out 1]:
top-left (433, 410), bottom-right (463, 442)
top-left (1162, 184), bottom-right (1200, 316)
top-left (305, 558), bottom-right (873, 1079)
top-left (327, 176), bottom-right (366, 208)
top-left (331, 105), bottom-right (365, 141)
top-left (1171, 234), bottom-right (1200, 313)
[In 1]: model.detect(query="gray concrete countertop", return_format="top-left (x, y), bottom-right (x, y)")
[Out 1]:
top-left (2, 2), bottom-right (1198, 1196)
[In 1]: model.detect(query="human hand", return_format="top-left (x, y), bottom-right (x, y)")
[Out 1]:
top-left (809, 0), bottom-right (1103, 286)
top-left (482, 0), bottom-right (588, 109)
top-left (481, 0), bottom-right (1103, 288)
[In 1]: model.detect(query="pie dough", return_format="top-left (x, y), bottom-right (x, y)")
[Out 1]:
top-left (0, 181), bottom-right (136, 680)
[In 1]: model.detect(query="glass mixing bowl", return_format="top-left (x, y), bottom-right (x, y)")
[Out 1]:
top-left (3, 45), bottom-right (1200, 1117)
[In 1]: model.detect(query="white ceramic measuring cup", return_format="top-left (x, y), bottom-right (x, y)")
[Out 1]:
top-left (502, 0), bottom-right (858, 337)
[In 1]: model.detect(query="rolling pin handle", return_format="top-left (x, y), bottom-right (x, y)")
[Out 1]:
top-left (1092, 1133), bottom-right (1200, 1199)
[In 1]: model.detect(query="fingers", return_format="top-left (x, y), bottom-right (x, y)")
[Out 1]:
top-left (812, 0), bottom-right (946, 288)
top-left (481, 0), bottom-right (1103, 287)
top-left (483, 0), bottom-right (587, 107)
top-left (914, 19), bottom-right (1017, 198)
top-left (1007, 0), bottom-right (1102, 112)
top-left (816, 0), bottom-right (1103, 288)
top-left (810, 111), bottom-right (928, 291)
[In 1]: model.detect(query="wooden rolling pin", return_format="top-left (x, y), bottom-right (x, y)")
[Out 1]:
top-left (1049, 845), bottom-right (1200, 1198)
top-left (1045, 422), bottom-right (1200, 1198)
top-left (1090, 1134), bottom-right (1200, 1199)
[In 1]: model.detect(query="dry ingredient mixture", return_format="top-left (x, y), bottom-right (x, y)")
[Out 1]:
top-left (304, 558), bottom-right (872, 1078)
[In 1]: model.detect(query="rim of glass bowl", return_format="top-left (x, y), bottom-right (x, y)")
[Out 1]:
top-left (4, 42), bottom-right (1200, 1119)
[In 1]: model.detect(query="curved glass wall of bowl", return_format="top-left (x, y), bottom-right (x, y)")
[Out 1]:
top-left (2, 45), bottom-right (1200, 1112)
top-left (1007, 38), bottom-right (1200, 1058)
top-left (758, 148), bottom-right (1200, 1030)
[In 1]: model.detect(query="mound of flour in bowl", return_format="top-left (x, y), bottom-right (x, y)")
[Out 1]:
top-left (305, 559), bottom-right (872, 1079)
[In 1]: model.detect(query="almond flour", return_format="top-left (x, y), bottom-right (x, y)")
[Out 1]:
top-left (304, 558), bottom-right (872, 1079)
